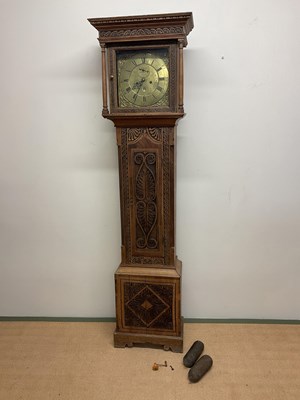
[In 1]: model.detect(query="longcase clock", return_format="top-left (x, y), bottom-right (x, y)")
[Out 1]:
top-left (88, 12), bottom-right (193, 352)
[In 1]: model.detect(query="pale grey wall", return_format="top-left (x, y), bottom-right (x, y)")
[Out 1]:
top-left (0, 0), bottom-right (299, 319)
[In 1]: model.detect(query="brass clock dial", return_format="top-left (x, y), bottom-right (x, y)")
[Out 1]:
top-left (117, 49), bottom-right (169, 108)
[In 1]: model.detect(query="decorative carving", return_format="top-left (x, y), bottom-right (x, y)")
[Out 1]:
top-left (162, 129), bottom-right (171, 265)
top-left (148, 127), bottom-right (162, 142)
top-left (121, 129), bottom-right (132, 261)
top-left (135, 152), bottom-right (158, 249)
top-left (99, 26), bottom-right (184, 39)
top-left (126, 128), bottom-right (162, 143)
top-left (124, 282), bottom-right (174, 330)
top-left (127, 128), bottom-right (142, 142)
top-left (130, 256), bottom-right (165, 265)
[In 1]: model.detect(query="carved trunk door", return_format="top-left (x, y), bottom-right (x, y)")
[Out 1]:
top-left (118, 126), bottom-right (175, 267)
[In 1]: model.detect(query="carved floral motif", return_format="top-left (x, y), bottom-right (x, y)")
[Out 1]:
top-left (127, 128), bottom-right (162, 143)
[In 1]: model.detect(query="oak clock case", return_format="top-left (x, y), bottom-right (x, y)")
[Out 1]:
top-left (88, 12), bottom-right (194, 353)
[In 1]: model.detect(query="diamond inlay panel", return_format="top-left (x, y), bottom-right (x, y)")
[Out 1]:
top-left (123, 282), bottom-right (174, 330)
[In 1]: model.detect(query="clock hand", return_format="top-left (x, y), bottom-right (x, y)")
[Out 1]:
top-left (133, 78), bottom-right (145, 91)
top-left (133, 78), bottom-right (146, 103)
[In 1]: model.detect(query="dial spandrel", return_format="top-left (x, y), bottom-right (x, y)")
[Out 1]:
top-left (117, 49), bottom-right (169, 108)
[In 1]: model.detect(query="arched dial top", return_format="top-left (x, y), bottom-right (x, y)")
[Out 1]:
top-left (117, 49), bottom-right (169, 108)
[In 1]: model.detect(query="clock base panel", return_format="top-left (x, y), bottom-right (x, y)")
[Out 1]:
top-left (114, 318), bottom-right (184, 353)
top-left (114, 263), bottom-right (183, 352)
